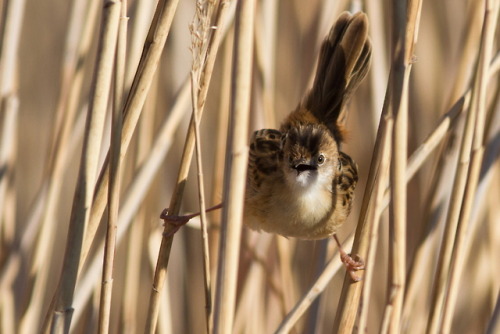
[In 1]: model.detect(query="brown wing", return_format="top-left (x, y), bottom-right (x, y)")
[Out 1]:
top-left (333, 151), bottom-right (359, 221)
top-left (247, 129), bottom-right (283, 195)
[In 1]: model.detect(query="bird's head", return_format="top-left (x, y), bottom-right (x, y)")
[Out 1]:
top-left (282, 123), bottom-right (339, 189)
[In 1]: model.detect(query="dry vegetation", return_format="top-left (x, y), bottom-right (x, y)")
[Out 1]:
top-left (0, 0), bottom-right (499, 333)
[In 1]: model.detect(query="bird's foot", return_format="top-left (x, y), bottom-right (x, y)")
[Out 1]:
top-left (333, 234), bottom-right (365, 282)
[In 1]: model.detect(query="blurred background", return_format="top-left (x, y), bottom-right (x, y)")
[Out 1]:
top-left (1, 0), bottom-right (498, 333)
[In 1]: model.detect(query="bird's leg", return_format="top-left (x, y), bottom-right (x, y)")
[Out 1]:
top-left (160, 203), bottom-right (223, 238)
top-left (333, 234), bottom-right (365, 282)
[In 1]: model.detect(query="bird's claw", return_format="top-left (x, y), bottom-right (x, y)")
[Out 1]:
top-left (160, 208), bottom-right (193, 238)
top-left (340, 252), bottom-right (365, 282)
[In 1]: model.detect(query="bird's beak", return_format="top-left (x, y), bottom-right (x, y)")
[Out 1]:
top-left (291, 159), bottom-right (317, 174)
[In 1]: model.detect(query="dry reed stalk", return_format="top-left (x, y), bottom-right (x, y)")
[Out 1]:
top-left (358, 117), bottom-right (393, 333)
top-left (444, 1), bottom-right (485, 108)
top-left (233, 236), bottom-right (274, 333)
top-left (192, 70), bottom-right (214, 333)
top-left (275, 235), bottom-right (354, 333)
top-left (15, 0), bottom-right (92, 322)
top-left (254, 3), bottom-right (296, 325)
top-left (212, 0), bottom-right (255, 333)
top-left (332, 16), bottom-right (394, 334)
top-left (366, 0), bottom-right (389, 121)
top-left (42, 1), bottom-right (121, 332)
top-left (8, 106), bottom-right (85, 332)
top-left (145, 1), bottom-right (233, 332)
top-left (147, 233), bottom-right (173, 334)
top-left (24, 0), bottom-right (100, 237)
top-left (0, 0), bottom-right (24, 251)
top-left (17, 8), bottom-right (101, 321)
top-left (275, 237), bottom-right (296, 320)
top-left (0, 288), bottom-right (15, 334)
top-left (0, 99), bottom-right (17, 245)
top-left (333, 2), bottom-right (422, 332)
top-left (0, 0), bottom-right (25, 98)
top-left (233, 269), bottom-right (267, 333)
top-left (0, 9), bottom-right (24, 329)
top-left (402, 49), bottom-right (500, 329)
top-left (189, 2), bottom-right (222, 330)
top-left (209, 30), bottom-right (233, 269)
top-left (0, 96), bottom-right (18, 334)
top-left (70, 82), bottom-right (190, 328)
top-left (486, 291), bottom-right (500, 334)
top-left (257, 1), bottom-right (297, 322)
top-left (97, 1), bottom-right (127, 333)
top-left (402, 1), bottom-right (484, 325)
top-left (118, 60), bottom-right (158, 334)
top-left (80, 0), bottom-right (181, 269)
top-left (387, 1), bottom-right (421, 332)
top-left (426, 1), bottom-right (497, 332)
top-left (333, 78), bottom-right (390, 334)
top-left (254, 0), bottom-right (278, 128)
top-left (123, 0), bottom-right (156, 90)
top-left (440, 1), bottom-right (500, 332)
top-left (386, 0), bottom-right (408, 330)
top-left (118, 5), bottom-right (159, 330)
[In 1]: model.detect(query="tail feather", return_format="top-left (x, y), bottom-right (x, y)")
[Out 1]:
top-left (305, 12), bottom-right (372, 139)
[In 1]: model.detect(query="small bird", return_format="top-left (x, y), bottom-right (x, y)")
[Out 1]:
top-left (161, 12), bottom-right (371, 280)
top-left (244, 12), bottom-right (371, 280)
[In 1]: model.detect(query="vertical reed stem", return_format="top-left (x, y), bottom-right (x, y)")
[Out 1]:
top-left (212, 0), bottom-right (255, 333)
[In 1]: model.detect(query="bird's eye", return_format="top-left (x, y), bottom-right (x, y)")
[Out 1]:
top-left (317, 154), bottom-right (325, 165)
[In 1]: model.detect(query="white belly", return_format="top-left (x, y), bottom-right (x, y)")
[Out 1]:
top-left (245, 182), bottom-right (334, 239)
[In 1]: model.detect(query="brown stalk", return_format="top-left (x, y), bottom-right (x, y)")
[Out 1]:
top-left (80, 0), bottom-right (181, 270)
top-left (387, 1), bottom-right (422, 332)
top-left (386, 0), bottom-right (408, 330)
top-left (17, 1), bottom-right (100, 333)
top-left (333, 70), bottom-right (391, 334)
top-left (212, 0), bottom-right (255, 333)
top-left (18, 5), bottom-right (101, 316)
top-left (117, 2), bottom-right (157, 332)
top-left (426, 1), bottom-right (498, 332)
top-left (440, 1), bottom-right (499, 331)
top-left (0, 96), bottom-right (18, 334)
top-left (275, 235), bottom-right (354, 333)
top-left (333, 2), bottom-right (422, 332)
top-left (97, 1), bottom-right (127, 333)
top-left (144, 1), bottom-right (233, 333)
top-left (403, 49), bottom-right (500, 329)
top-left (209, 30), bottom-right (233, 269)
top-left (42, 1), bottom-right (121, 333)
top-left (0, 6), bottom-right (26, 333)
top-left (70, 81), bottom-right (190, 327)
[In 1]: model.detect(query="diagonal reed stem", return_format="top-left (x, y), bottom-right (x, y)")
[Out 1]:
top-left (145, 2), bottom-right (233, 333)
top-left (42, 2), bottom-right (121, 333)
top-left (427, 1), bottom-right (499, 333)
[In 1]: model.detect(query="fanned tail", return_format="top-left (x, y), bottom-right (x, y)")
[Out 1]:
top-left (304, 11), bottom-right (372, 142)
